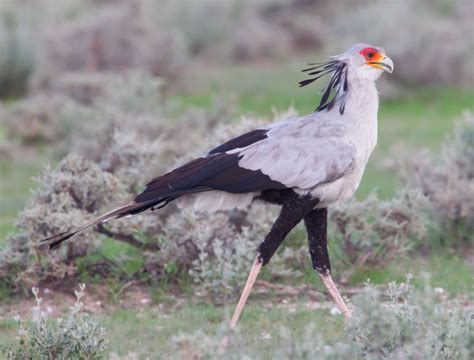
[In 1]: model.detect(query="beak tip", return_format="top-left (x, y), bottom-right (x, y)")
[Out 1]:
top-left (384, 56), bottom-right (394, 74)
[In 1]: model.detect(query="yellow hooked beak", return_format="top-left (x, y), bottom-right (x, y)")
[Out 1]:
top-left (368, 55), bottom-right (394, 73)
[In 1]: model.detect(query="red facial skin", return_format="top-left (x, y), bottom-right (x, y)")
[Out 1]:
top-left (359, 47), bottom-right (383, 63)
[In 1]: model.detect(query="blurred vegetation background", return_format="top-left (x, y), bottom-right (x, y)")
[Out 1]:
top-left (0, 0), bottom-right (473, 358)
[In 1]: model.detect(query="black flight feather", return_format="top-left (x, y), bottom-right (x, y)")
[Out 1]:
top-left (40, 127), bottom-right (285, 250)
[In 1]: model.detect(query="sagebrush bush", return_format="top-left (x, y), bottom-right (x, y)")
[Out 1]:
top-left (32, 1), bottom-right (188, 90)
top-left (2, 284), bottom-right (108, 359)
top-left (188, 206), bottom-right (276, 302)
top-left (1, 94), bottom-right (70, 144)
top-left (0, 0), bottom-right (91, 99)
top-left (343, 277), bottom-right (473, 360)
top-left (328, 189), bottom-right (428, 280)
top-left (401, 113), bottom-right (474, 245)
top-left (169, 277), bottom-right (474, 359)
top-left (0, 154), bottom-right (127, 287)
top-left (0, 5), bottom-right (36, 98)
top-left (231, 0), bottom-right (325, 62)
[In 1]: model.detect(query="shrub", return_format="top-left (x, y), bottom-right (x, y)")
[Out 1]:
top-left (232, 0), bottom-right (327, 62)
top-left (231, 10), bottom-right (293, 62)
top-left (188, 206), bottom-right (275, 302)
top-left (32, 2), bottom-right (188, 90)
top-left (0, 154), bottom-right (127, 287)
top-left (153, 0), bottom-right (238, 56)
top-left (169, 277), bottom-right (474, 359)
top-left (0, 5), bottom-right (36, 98)
top-left (0, 0), bottom-right (90, 99)
top-left (328, 189), bottom-right (428, 281)
top-left (342, 277), bottom-right (473, 359)
top-left (2, 284), bottom-right (108, 359)
top-left (1, 94), bottom-right (70, 144)
top-left (400, 113), bottom-right (474, 245)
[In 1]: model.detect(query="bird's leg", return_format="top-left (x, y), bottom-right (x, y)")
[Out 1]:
top-left (304, 208), bottom-right (351, 319)
top-left (319, 271), bottom-right (351, 319)
top-left (228, 256), bottom-right (263, 330)
top-left (219, 257), bottom-right (262, 353)
top-left (220, 192), bottom-right (317, 351)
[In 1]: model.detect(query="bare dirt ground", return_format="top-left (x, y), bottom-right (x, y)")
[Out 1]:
top-left (2, 280), bottom-right (471, 323)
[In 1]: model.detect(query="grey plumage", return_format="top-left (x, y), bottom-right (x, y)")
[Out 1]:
top-left (41, 43), bottom-right (394, 248)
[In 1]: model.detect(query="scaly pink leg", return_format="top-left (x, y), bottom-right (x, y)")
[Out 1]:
top-left (319, 273), bottom-right (351, 319)
top-left (219, 257), bottom-right (263, 352)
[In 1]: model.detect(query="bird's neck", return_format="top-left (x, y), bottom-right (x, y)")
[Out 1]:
top-left (342, 74), bottom-right (380, 152)
top-left (343, 77), bottom-right (379, 121)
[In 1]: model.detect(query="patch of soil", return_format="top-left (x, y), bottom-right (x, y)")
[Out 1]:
top-left (0, 282), bottom-right (153, 320)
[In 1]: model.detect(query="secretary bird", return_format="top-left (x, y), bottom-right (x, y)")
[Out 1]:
top-left (42, 44), bottom-right (393, 329)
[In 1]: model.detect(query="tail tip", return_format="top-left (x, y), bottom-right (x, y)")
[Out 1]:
top-left (39, 231), bottom-right (76, 251)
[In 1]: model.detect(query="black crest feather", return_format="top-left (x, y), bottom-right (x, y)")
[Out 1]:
top-left (300, 59), bottom-right (349, 115)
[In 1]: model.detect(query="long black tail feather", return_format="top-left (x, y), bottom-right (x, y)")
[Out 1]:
top-left (40, 200), bottom-right (163, 250)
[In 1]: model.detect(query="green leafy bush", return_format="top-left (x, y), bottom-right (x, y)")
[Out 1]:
top-left (2, 284), bottom-right (108, 359)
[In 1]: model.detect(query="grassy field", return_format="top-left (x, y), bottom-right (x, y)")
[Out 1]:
top-left (0, 62), bottom-right (473, 356)
top-left (0, 251), bottom-right (472, 355)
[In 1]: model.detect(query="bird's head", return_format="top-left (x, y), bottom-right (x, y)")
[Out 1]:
top-left (300, 43), bottom-right (394, 114)
top-left (340, 43), bottom-right (393, 80)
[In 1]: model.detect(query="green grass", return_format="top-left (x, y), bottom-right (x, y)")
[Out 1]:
top-left (347, 252), bottom-right (474, 295)
top-left (0, 294), bottom-right (347, 356)
top-left (0, 155), bottom-right (48, 244)
top-left (0, 299), bottom-right (342, 357)
top-left (1, 250), bottom-right (471, 355)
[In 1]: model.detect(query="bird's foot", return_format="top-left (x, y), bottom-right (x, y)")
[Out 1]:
top-left (319, 272), bottom-right (352, 320)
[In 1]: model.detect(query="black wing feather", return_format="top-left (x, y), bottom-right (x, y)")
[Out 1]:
top-left (135, 153), bottom-right (286, 204)
top-left (208, 129), bottom-right (267, 155)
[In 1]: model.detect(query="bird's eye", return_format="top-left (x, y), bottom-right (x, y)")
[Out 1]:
top-left (366, 52), bottom-right (374, 59)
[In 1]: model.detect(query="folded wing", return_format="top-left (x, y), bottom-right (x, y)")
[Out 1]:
top-left (231, 120), bottom-right (356, 190)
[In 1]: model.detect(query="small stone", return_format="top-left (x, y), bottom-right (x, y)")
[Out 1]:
top-left (260, 331), bottom-right (272, 340)
top-left (330, 307), bottom-right (341, 316)
top-left (44, 288), bottom-right (50, 294)
top-left (434, 287), bottom-right (445, 295)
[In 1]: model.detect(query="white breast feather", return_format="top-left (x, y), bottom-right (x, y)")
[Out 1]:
top-left (177, 191), bottom-right (256, 212)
